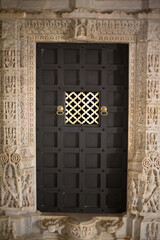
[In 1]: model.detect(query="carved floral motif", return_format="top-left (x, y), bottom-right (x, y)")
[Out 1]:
top-left (67, 218), bottom-right (98, 239)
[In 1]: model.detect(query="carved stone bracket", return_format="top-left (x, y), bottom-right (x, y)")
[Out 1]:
top-left (39, 216), bottom-right (124, 240)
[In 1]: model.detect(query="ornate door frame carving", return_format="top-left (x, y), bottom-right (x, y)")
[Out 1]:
top-left (0, 9), bottom-right (160, 240)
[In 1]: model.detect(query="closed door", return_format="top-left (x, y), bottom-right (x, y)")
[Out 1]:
top-left (36, 43), bottom-right (128, 213)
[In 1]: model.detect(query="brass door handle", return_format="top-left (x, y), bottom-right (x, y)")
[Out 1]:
top-left (56, 105), bottom-right (64, 115)
top-left (100, 106), bottom-right (108, 116)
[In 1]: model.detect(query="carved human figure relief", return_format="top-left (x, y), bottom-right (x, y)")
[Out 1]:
top-left (147, 133), bottom-right (158, 151)
top-left (140, 155), bottom-right (160, 213)
top-left (129, 153), bottom-right (160, 213)
top-left (142, 169), bottom-right (158, 212)
top-left (3, 164), bottom-right (20, 208)
top-left (0, 148), bottom-right (34, 209)
top-left (128, 178), bottom-right (138, 211)
top-left (22, 172), bottom-right (34, 207)
top-left (75, 19), bottom-right (88, 39)
top-left (0, 149), bottom-right (22, 208)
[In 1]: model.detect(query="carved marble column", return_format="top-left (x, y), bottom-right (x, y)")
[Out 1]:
top-left (0, 17), bottom-right (35, 216)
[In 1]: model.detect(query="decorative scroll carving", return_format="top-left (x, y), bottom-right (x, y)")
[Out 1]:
top-left (0, 148), bottom-right (34, 208)
top-left (39, 216), bottom-right (124, 239)
top-left (97, 217), bottom-right (124, 234)
top-left (0, 217), bottom-right (15, 240)
top-left (67, 218), bottom-right (98, 240)
top-left (39, 217), bottom-right (66, 235)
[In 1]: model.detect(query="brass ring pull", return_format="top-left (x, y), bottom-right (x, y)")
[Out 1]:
top-left (56, 105), bottom-right (64, 115)
top-left (100, 106), bottom-right (108, 116)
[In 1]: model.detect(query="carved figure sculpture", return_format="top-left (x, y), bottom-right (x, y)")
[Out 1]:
top-left (141, 169), bottom-right (160, 212)
top-left (22, 174), bottom-right (33, 207)
top-left (75, 19), bottom-right (87, 39)
top-left (129, 179), bottom-right (138, 211)
top-left (0, 148), bottom-right (34, 209)
top-left (3, 164), bottom-right (20, 207)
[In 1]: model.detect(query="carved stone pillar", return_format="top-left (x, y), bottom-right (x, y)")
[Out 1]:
top-left (0, 17), bottom-right (36, 217)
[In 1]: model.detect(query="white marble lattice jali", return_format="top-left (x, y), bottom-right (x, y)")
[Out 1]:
top-left (0, 9), bottom-right (160, 240)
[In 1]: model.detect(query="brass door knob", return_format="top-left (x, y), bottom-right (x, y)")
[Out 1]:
top-left (56, 105), bottom-right (64, 115)
top-left (100, 106), bottom-right (108, 116)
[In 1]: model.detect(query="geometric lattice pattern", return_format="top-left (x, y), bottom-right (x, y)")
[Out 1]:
top-left (65, 92), bottom-right (99, 124)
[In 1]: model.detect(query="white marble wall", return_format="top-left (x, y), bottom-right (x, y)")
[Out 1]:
top-left (0, 6), bottom-right (160, 240)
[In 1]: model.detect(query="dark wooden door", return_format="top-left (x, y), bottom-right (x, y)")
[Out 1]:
top-left (36, 43), bottom-right (128, 213)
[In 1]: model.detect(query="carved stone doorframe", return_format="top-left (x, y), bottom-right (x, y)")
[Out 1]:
top-left (0, 9), bottom-right (160, 240)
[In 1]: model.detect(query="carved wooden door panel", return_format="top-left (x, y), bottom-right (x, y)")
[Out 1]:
top-left (36, 43), bottom-right (128, 213)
